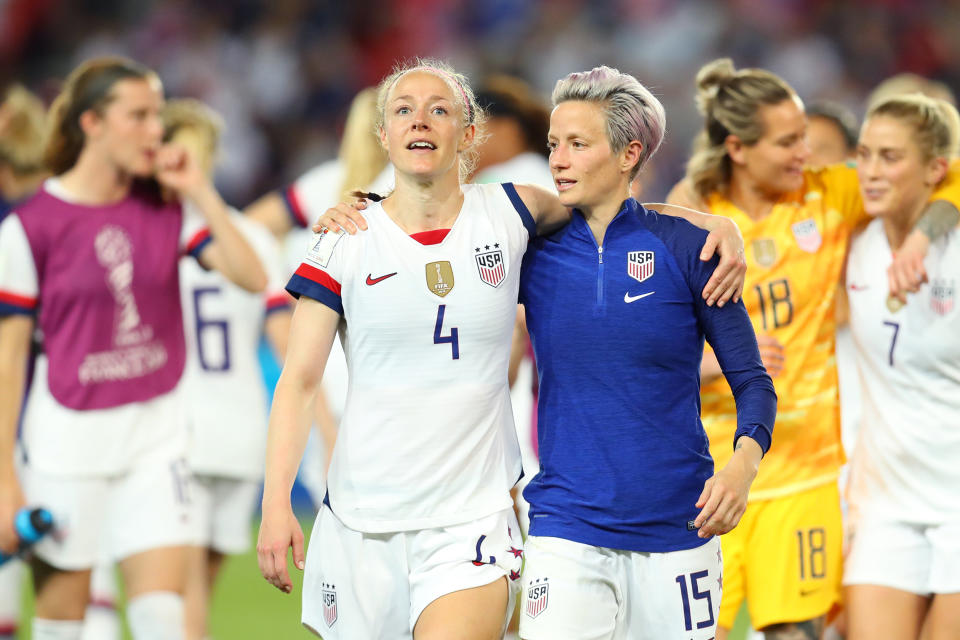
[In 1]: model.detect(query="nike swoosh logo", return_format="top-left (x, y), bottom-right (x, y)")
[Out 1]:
top-left (624, 291), bottom-right (655, 303)
top-left (849, 284), bottom-right (869, 291)
top-left (366, 272), bottom-right (398, 285)
top-left (800, 587), bottom-right (823, 596)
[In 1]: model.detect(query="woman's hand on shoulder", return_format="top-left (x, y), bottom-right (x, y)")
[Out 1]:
top-left (312, 199), bottom-right (370, 235)
top-left (699, 214), bottom-right (746, 307)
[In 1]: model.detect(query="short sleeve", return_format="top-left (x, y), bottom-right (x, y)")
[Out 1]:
top-left (0, 214), bottom-right (39, 316)
top-left (282, 162), bottom-right (343, 229)
top-left (286, 228), bottom-right (347, 315)
top-left (180, 200), bottom-right (212, 260)
top-left (501, 183), bottom-right (537, 240)
top-left (818, 163), bottom-right (867, 226)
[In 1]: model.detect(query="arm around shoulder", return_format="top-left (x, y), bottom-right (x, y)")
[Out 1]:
top-left (512, 184), bottom-right (571, 236)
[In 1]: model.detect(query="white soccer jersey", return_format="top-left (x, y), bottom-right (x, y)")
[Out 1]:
top-left (180, 214), bottom-right (290, 479)
top-left (287, 182), bottom-right (534, 533)
top-left (846, 219), bottom-right (960, 524)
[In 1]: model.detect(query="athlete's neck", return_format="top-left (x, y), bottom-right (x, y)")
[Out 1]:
top-left (580, 187), bottom-right (631, 247)
top-left (882, 193), bottom-right (930, 251)
top-left (727, 172), bottom-right (780, 221)
top-left (383, 170), bottom-right (464, 234)
top-left (58, 150), bottom-right (132, 205)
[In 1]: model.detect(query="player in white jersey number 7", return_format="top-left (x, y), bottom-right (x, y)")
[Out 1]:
top-left (258, 58), bottom-right (745, 640)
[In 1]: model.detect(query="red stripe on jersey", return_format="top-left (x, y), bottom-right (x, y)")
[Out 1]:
top-left (266, 292), bottom-right (292, 311)
top-left (185, 228), bottom-right (211, 254)
top-left (285, 185), bottom-right (309, 228)
top-left (0, 289), bottom-right (37, 309)
top-left (410, 229), bottom-right (451, 245)
top-left (295, 263), bottom-right (341, 296)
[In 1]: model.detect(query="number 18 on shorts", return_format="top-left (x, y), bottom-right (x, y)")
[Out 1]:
top-left (520, 536), bottom-right (722, 640)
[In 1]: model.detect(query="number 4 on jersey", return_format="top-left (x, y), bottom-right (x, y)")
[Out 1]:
top-left (433, 304), bottom-right (460, 360)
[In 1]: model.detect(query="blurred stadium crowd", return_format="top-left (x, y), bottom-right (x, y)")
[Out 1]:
top-left (3, 0), bottom-right (959, 205)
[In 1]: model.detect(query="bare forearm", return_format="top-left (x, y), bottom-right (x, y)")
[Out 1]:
top-left (917, 199), bottom-right (960, 241)
top-left (262, 374), bottom-right (317, 509)
top-left (264, 310), bottom-right (292, 363)
top-left (0, 317), bottom-right (31, 481)
top-left (190, 184), bottom-right (267, 292)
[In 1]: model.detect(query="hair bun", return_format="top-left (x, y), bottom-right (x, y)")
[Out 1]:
top-left (695, 58), bottom-right (736, 113)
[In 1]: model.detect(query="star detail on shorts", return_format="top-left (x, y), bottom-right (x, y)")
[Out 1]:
top-left (716, 548), bottom-right (722, 563)
top-left (509, 569), bottom-right (521, 581)
top-left (508, 546), bottom-right (524, 558)
top-left (717, 574), bottom-right (723, 591)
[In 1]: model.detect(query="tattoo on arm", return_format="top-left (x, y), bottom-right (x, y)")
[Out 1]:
top-left (917, 200), bottom-right (960, 241)
top-left (763, 617), bottom-right (825, 640)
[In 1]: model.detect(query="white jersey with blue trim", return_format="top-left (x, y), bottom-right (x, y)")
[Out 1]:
top-left (286, 182), bottom-right (533, 533)
top-left (846, 219), bottom-right (960, 524)
top-left (180, 213), bottom-right (290, 479)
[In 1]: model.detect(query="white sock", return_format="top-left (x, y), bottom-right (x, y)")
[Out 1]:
top-left (126, 592), bottom-right (184, 640)
top-left (0, 559), bottom-right (24, 636)
top-left (31, 619), bottom-right (83, 640)
top-left (80, 603), bottom-right (121, 640)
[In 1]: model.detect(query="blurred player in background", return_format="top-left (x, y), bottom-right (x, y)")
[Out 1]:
top-left (668, 58), bottom-right (960, 640)
top-left (0, 57), bottom-right (265, 640)
top-left (245, 87), bottom-right (393, 510)
top-left (0, 86), bottom-right (48, 221)
top-left (162, 98), bottom-right (292, 640)
top-left (0, 82), bottom-right (47, 640)
top-left (472, 75), bottom-right (554, 191)
top-left (806, 101), bottom-right (858, 168)
top-left (516, 65), bottom-right (776, 640)
top-left (867, 73), bottom-right (956, 110)
top-left (844, 94), bottom-right (960, 640)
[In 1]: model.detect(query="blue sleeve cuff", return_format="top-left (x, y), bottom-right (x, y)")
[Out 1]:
top-left (0, 302), bottom-right (34, 317)
top-left (502, 183), bottom-right (537, 239)
top-left (285, 274), bottom-right (343, 315)
top-left (734, 424), bottom-right (773, 455)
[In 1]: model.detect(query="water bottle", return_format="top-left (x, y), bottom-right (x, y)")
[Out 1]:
top-left (0, 507), bottom-right (54, 565)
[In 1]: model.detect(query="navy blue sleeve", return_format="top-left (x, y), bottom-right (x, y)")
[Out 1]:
top-left (502, 183), bottom-right (537, 239)
top-left (659, 215), bottom-right (777, 454)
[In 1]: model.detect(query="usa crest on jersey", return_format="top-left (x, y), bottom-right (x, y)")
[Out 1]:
top-left (791, 218), bottom-right (822, 253)
top-left (930, 278), bottom-right (955, 315)
top-left (321, 583), bottom-right (338, 627)
top-left (474, 244), bottom-right (505, 287)
top-left (627, 251), bottom-right (655, 283)
top-left (525, 578), bottom-right (549, 618)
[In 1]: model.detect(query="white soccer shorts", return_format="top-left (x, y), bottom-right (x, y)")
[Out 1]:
top-left (186, 474), bottom-right (260, 555)
top-left (301, 504), bottom-right (523, 639)
top-left (520, 534), bottom-right (722, 640)
top-left (19, 439), bottom-right (194, 570)
top-left (844, 515), bottom-right (960, 595)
